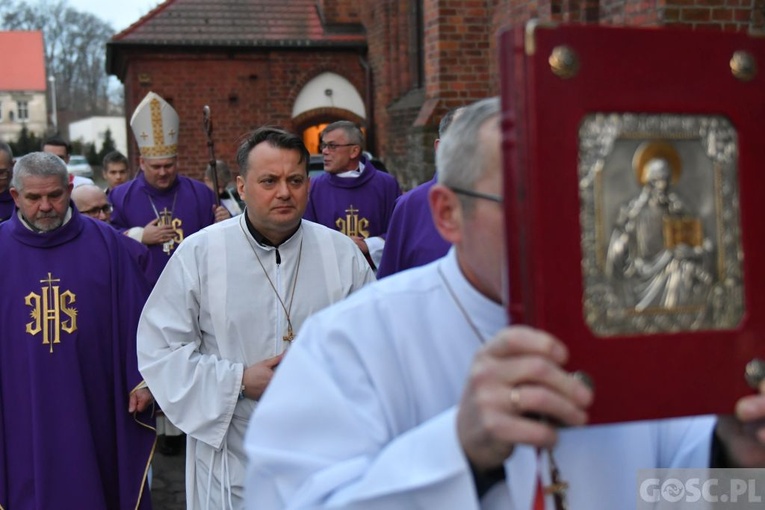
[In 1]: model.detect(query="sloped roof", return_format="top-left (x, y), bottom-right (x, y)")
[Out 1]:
top-left (112, 0), bottom-right (365, 47)
top-left (0, 31), bottom-right (46, 91)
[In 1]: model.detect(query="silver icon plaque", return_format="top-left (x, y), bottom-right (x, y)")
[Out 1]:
top-left (579, 113), bottom-right (745, 336)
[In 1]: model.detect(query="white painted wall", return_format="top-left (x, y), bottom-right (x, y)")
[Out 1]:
top-left (0, 91), bottom-right (48, 143)
top-left (69, 116), bottom-right (127, 156)
top-left (292, 72), bottom-right (366, 119)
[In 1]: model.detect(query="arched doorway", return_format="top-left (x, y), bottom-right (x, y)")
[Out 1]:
top-left (292, 72), bottom-right (366, 153)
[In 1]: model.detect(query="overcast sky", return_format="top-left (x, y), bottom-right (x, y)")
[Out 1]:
top-left (67, 0), bottom-right (162, 32)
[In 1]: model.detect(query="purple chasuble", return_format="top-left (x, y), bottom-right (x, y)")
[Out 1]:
top-left (0, 189), bottom-right (13, 223)
top-left (116, 228), bottom-right (153, 286)
top-left (110, 172), bottom-right (216, 285)
top-left (304, 160), bottom-right (401, 238)
top-left (0, 207), bottom-right (155, 510)
top-left (377, 175), bottom-right (450, 278)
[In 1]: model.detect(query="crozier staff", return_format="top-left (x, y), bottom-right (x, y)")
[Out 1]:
top-left (110, 91), bottom-right (230, 286)
top-left (203, 105), bottom-right (221, 207)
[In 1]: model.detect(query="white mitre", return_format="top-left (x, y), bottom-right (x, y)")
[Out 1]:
top-left (130, 91), bottom-right (179, 159)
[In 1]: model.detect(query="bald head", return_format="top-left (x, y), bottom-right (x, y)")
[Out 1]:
top-left (72, 184), bottom-right (112, 221)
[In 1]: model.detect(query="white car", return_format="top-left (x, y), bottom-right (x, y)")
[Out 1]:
top-left (66, 155), bottom-right (93, 177)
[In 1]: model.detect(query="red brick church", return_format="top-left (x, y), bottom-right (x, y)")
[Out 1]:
top-left (107, 0), bottom-right (764, 186)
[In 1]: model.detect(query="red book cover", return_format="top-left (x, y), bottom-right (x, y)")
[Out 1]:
top-left (500, 21), bottom-right (765, 424)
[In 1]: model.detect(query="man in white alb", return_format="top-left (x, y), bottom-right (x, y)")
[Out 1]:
top-left (243, 98), bottom-right (765, 509)
top-left (137, 126), bottom-right (375, 509)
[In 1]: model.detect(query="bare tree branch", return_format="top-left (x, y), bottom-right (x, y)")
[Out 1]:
top-left (1, 0), bottom-right (116, 117)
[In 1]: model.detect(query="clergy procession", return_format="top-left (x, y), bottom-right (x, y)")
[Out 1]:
top-left (1, 89), bottom-right (765, 510)
top-left (5, 33), bottom-right (765, 510)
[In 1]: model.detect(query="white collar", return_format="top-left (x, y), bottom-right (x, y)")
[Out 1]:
top-left (335, 161), bottom-right (364, 179)
top-left (437, 248), bottom-right (508, 339)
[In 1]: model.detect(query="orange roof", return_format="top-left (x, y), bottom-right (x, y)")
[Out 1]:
top-left (0, 31), bottom-right (47, 91)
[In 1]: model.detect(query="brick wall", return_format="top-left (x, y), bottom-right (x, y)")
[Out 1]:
top-left (122, 49), bottom-right (365, 181)
top-left (120, 0), bottom-right (765, 188)
top-left (366, 0), bottom-right (764, 188)
top-left (319, 0), bottom-right (362, 24)
top-left (658, 0), bottom-right (764, 30)
top-left (359, 2), bottom-right (395, 172)
top-left (361, 0), bottom-right (498, 189)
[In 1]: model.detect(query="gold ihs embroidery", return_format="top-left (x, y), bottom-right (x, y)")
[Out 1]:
top-left (158, 207), bottom-right (184, 254)
top-left (25, 273), bottom-right (77, 353)
top-left (335, 205), bottom-right (370, 238)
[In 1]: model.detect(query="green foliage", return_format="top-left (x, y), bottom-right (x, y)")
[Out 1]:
top-left (97, 128), bottom-right (117, 161)
top-left (86, 143), bottom-right (99, 166)
top-left (70, 139), bottom-right (83, 156)
top-left (9, 126), bottom-right (42, 157)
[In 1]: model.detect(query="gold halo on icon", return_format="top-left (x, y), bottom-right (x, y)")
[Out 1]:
top-left (632, 141), bottom-right (682, 185)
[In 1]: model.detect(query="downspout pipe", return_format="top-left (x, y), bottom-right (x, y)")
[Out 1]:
top-left (359, 54), bottom-right (376, 156)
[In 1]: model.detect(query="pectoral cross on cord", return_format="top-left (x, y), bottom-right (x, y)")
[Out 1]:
top-left (283, 325), bottom-right (295, 344)
top-left (533, 448), bottom-right (569, 510)
top-left (242, 222), bottom-right (304, 348)
top-left (437, 265), bottom-right (569, 510)
top-left (146, 191), bottom-right (178, 254)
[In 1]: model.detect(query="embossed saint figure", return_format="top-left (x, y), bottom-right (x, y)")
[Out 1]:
top-left (606, 141), bottom-right (713, 312)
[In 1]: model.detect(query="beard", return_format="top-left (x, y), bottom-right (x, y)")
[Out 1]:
top-left (27, 211), bottom-right (64, 232)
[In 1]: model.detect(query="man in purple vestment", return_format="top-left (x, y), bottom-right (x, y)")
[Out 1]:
top-left (377, 107), bottom-right (464, 278)
top-left (0, 142), bottom-right (15, 222)
top-left (376, 175), bottom-right (447, 278)
top-left (303, 121), bottom-right (401, 270)
top-left (110, 91), bottom-right (230, 287)
top-left (73, 184), bottom-right (153, 284)
top-left (0, 152), bottom-right (155, 510)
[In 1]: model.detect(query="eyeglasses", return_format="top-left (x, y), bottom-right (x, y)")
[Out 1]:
top-left (319, 142), bottom-right (357, 152)
top-left (449, 186), bottom-right (503, 204)
top-left (80, 204), bottom-right (113, 216)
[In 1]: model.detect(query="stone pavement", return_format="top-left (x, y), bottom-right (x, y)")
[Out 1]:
top-left (150, 441), bottom-right (186, 510)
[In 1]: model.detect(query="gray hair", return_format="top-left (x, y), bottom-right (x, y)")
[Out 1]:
top-left (11, 152), bottom-right (68, 192)
top-left (436, 97), bottom-right (501, 209)
top-left (322, 120), bottom-right (364, 147)
top-left (438, 106), bottom-right (464, 138)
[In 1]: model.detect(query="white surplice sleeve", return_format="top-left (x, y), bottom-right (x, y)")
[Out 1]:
top-left (137, 238), bottom-right (243, 450)
top-left (244, 311), bottom-right (482, 509)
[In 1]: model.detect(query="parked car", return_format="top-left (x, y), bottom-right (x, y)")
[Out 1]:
top-left (307, 153), bottom-right (388, 178)
top-left (66, 155), bottom-right (93, 178)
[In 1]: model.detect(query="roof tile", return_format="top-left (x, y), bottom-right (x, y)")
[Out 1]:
top-left (113, 0), bottom-right (365, 46)
top-left (0, 31), bottom-right (47, 91)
